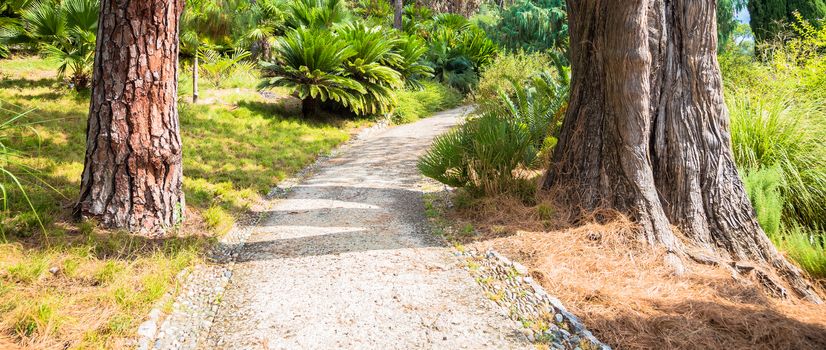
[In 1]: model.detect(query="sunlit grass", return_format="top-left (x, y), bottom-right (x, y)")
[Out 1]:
top-left (0, 56), bottom-right (361, 348)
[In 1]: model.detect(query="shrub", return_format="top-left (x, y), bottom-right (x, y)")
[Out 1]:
top-left (259, 27), bottom-right (363, 117)
top-left (474, 51), bottom-right (554, 108)
top-left (418, 73), bottom-right (567, 197)
top-left (393, 80), bottom-right (462, 123)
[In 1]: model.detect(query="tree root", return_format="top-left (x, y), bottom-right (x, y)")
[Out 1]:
top-left (685, 250), bottom-right (823, 303)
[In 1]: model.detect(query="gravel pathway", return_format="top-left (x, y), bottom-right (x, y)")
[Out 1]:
top-left (201, 107), bottom-right (530, 349)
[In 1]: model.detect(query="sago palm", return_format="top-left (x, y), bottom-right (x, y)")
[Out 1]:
top-left (259, 27), bottom-right (364, 116)
top-left (337, 22), bottom-right (403, 115)
top-left (287, 0), bottom-right (350, 29)
top-left (386, 34), bottom-right (433, 90)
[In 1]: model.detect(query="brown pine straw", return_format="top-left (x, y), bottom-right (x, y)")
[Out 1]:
top-left (449, 192), bottom-right (826, 350)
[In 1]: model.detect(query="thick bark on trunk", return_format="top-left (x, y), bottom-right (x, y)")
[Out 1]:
top-left (544, 0), bottom-right (822, 302)
top-left (394, 0), bottom-right (403, 30)
top-left (75, 0), bottom-right (185, 234)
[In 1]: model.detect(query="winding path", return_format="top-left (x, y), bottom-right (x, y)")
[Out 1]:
top-left (202, 107), bottom-right (529, 349)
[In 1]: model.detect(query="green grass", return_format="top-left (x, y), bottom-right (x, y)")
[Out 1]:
top-left (724, 48), bottom-right (826, 280)
top-left (0, 56), bottom-right (360, 348)
top-left (775, 226), bottom-right (826, 279)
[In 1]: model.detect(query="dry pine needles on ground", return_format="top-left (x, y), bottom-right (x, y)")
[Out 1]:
top-left (447, 192), bottom-right (826, 350)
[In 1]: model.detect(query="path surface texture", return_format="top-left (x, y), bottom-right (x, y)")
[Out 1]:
top-left (203, 107), bottom-right (530, 349)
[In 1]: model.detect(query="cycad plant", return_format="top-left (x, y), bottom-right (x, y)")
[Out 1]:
top-left (259, 27), bottom-right (364, 117)
top-left (286, 0), bottom-right (350, 29)
top-left (425, 17), bottom-right (497, 93)
top-left (386, 34), bottom-right (433, 90)
top-left (337, 23), bottom-right (403, 115)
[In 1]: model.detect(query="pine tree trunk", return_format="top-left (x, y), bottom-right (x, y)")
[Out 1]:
top-left (394, 0), bottom-right (403, 30)
top-left (544, 0), bottom-right (822, 303)
top-left (75, 0), bottom-right (185, 234)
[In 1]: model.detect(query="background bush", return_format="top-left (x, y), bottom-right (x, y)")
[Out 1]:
top-left (393, 81), bottom-right (462, 124)
top-left (418, 67), bottom-right (567, 198)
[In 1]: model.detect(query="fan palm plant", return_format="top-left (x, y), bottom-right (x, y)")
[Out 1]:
top-left (198, 48), bottom-right (255, 87)
top-left (14, 0), bottom-right (99, 90)
top-left (0, 0), bottom-right (36, 57)
top-left (259, 27), bottom-right (364, 117)
top-left (418, 70), bottom-right (569, 196)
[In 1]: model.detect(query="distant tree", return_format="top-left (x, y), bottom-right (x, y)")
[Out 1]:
top-left (546, 0), bottom-right (822, 303)
top-left (748, 0), bottom-right (826, 43)
top-left (75, 0), bottom-right (185, 233)
top-left (718, 0), bottom-right (748, 50)
top-left (416, 0), bottom-right (481, 17)
top-left (394, 0), bottom-right (403, 29)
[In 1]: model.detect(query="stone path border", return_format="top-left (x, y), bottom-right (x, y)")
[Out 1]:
top-left (458, 248), bottom-right (611, 350)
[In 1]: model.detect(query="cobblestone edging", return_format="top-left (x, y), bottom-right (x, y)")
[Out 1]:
top-left (458, 248), bottom-right (611, 350)
top-left (134, 120), bottom-right (389, 350)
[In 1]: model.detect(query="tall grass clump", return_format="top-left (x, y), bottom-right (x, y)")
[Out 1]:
top-left (775, 225), bottom-right (826, 279)
top-left (728, 86), bottom-right (826, 230)
top-left (0, 106), bottom-right (45, 240)
top-left (726, 15), bottom-right (826, 279)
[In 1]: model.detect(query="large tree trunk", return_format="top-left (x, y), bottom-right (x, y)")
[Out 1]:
top-left (75, 0), bottom-right (185, 234)
top-left (544, 0), bottom-right (822, 303)
top-left (394, 0), bottom-right (403, 30)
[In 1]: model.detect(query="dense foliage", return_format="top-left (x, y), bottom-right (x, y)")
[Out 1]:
top-left (258, 0), bottom-right (494, 116)
top-left (748, 0), bottom-right (826, 43)
top-left (418, 3), bottom-right (826, 279)
top-left (480, 0), bottom-right (568, 58)
top-left (418, 63), bottom-right (568, 198)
